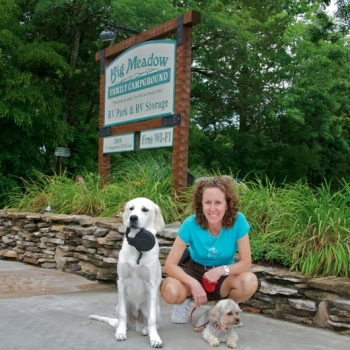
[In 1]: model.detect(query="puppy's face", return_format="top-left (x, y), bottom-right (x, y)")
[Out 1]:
top-left (122, 197), bottom-right (165, 235)
top-left (209, 299), bottom-right (242, 328)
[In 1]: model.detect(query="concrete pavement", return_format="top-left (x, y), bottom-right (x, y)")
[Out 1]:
top-left (0, 259), bottom-right (349, 350)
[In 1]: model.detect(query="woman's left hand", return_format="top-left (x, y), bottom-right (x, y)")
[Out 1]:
top-left (203, 267), bottom-right (224, 284)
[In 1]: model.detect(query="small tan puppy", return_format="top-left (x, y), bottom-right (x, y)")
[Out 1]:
top-left (194, 299), bottom-right (242, 348)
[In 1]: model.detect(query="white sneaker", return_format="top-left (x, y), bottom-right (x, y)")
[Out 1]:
top-left (171, 299), bottom-right (192, 324)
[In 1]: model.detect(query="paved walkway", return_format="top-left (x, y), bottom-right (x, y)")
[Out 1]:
top-left (0, 259), bottom-right (349, 350)
top-left (0, 260), bottom-right (112, 299)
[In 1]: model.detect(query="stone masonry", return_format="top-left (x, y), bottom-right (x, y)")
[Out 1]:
top-left (0, 210), bottom-right (349, 336)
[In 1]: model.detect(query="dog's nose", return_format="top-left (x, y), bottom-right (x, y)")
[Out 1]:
top-left (129, 215), bottom-right (138, 223)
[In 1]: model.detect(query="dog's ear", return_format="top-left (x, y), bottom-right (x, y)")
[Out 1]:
top-left (153, 203), bottom-right (165, 233)
top-left (122, 202), bottom-right (130, 226)
top-left (231, 300), bottom-right (242, 313)
top-left (208, 305), bottom-right (220, 325)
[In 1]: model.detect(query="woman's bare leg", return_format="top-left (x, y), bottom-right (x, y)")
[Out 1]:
top-left (220, 271), bottom-right (258, 303)
top-left (161, 276), bottom-right (191, 304)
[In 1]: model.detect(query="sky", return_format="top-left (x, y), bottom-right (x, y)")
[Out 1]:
top-left (327, 0), bottom-right (337, 15)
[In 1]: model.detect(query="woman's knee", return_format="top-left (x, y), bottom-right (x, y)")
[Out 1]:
top-left (241, 271), bottom-right (259, 294)
top-left (161, 277), bottom-right (187, 304)
top-left (225, 272), bottom-right (258, 303)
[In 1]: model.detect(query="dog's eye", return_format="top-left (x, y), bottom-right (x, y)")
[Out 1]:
top-left (129, 206), bottom-right (134, 211)
top-left (227, 312), bottom-right (233, 316)
top-left (141, 208), bottom-right (149, 212)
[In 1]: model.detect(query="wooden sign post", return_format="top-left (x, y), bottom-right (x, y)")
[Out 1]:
top-left (95, 11), bottom-right (201, 194)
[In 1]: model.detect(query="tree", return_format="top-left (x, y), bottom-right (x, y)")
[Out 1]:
top-left (185, 0), bottom-right (350, 186)
top-left (186, 0), bottom-right (295, 176)
top-left (0, 0), bottom-right (71, 204)
top-left (0, 0), bottom-right (112, 205)
top-left (269, 6), bottom-right (350, 185)
top-left (30, 0), bottom-right (113, 173)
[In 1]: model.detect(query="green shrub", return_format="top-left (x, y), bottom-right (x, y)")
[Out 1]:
top-left (241, 177), bottom-right (350, 277)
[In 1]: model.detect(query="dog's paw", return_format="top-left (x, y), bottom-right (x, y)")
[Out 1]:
top-left (208, 339), bottom-right (220, 347)
top-left (141, 326), bottom-right (149, 336)
top-left (115, 332), bottom-right (127, 341)
top-left (227, 342), bottom-right (237, 349)
top-left (194, 326), bottom-right (203, 332)
top-left (150, 337), bottom-right (163, 348)
top-left (206, 335), bottom-right (220, 347)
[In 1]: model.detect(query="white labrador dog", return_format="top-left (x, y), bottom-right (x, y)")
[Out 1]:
top-left (89, 197), bottom-right (165, 348)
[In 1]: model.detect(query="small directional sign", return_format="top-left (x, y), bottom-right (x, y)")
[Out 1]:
top-left (140, 127), bottom-right (174, 150)
top-left (103, 133), bottom-right (135, 154)
top-left (55, 147), bottom-right (71, 157)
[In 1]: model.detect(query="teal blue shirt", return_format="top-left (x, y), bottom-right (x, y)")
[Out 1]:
top-left (177, 212), bottom-right (250, 266)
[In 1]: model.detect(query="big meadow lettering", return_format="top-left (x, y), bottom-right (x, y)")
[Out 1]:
top-left (110, 53), bottom-right (170, 84)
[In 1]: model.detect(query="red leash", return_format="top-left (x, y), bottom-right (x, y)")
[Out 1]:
top-left (190, 306), bottom-right (210, 328)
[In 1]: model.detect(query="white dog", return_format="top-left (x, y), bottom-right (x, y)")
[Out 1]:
top-left (194, 299), bottom-right (242, 348)
top-left (89, 197), bottom-right (165, 348)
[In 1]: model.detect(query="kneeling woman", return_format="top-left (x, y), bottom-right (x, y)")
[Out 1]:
top-left (161, 176), bottom-right (258, 323)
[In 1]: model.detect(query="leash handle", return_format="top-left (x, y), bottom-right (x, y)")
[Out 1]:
top-left (190, 306), bottom-right (209, 328)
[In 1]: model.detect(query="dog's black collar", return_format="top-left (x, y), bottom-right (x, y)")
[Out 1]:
top-left (125, 227), bottom-right (156, 265)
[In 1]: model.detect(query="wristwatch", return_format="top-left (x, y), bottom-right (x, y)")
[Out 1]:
top-left (223, 265), bottom-right (230, 276)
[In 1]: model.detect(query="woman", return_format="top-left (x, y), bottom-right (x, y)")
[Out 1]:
top-left (160, 175), bottom-right (258, 324)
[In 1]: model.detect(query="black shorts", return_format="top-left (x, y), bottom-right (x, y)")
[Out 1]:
top-left (179, 255), bottom-right (228, 300)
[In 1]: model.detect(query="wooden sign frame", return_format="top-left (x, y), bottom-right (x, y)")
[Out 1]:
top-left (95, 11), bottom-right (201, 194)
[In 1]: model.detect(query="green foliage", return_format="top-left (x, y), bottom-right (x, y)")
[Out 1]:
top-left (108, 151), bottom-right (189, 222)
top-left (0, 0), bottom-right (104, 203)
top-left (6, 169), bottom-right (108, 216)
top-left (5, 152), bottom-right (350, 278)
top-left (183, 0), bottom-right (350, 188)
top-left (5, 153), bottom-right (193, 223)
top-left (242, 177), bottom-right (350, 277)
top-left (2, 0), bottom-right (350, 203)
top-left (285, 181), bottom-right (350, 277)
top-left (111, 0), bottom-right (179, 32)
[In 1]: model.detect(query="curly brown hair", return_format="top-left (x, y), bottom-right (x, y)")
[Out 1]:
top-left (191, 176), bottom-right (239, 230)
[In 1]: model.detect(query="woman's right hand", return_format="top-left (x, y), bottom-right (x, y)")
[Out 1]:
top-left (189, 279), bottom-right (207, 307)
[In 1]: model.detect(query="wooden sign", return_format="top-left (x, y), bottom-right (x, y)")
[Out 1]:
top-left (96, 11), bottom-right (201, 194)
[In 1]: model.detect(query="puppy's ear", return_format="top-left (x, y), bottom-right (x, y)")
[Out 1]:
top-left (122, 202), bottom-right (130, 226)
top-left (153, 203), bottom-right (165, 232)
top-left (231, 300), bottom-right (242, 313)
top-left (208, 305), bottom-right (220, 325)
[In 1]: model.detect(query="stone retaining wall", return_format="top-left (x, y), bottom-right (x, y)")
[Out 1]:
top-left (0, 210), bottom-right (349, 336)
